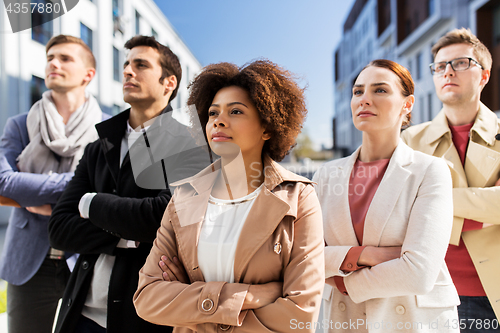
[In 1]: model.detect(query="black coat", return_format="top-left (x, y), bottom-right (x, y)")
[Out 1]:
top-left (49, 109), bottom-right (172, 333)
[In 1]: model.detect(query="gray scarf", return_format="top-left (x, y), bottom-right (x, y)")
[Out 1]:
top-left (17, 90), bottom-right (102, 174)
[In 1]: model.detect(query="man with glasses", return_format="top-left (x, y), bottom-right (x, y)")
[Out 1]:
top-left (402, 28), bottom-right (499, 332)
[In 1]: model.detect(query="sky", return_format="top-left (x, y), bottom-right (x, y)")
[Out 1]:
top-left (153, 0), bottom-right (355, 150)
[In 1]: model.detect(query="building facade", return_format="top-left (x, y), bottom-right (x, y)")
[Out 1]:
top-left (0, 0), bottom-right (201, 122)
top-left (333, 0), bottom-right (499, 155)
top-left (0, 0), bottom-right (202, 222)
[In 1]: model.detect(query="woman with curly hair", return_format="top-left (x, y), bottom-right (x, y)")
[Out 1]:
top-left (134, 60), bottom-right (325, 332)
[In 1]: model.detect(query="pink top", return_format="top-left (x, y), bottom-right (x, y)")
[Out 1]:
top-left (335, 158), bottom-right (390, 295)
top-left (446, 123), bottom-right (486, 296)
top-left (348, 158), bottom-right (390, 244)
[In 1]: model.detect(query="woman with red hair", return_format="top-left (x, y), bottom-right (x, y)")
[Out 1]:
top-left (314, 59), bottom-right (459, 332)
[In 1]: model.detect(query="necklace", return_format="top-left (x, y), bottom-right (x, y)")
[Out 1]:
top-left (208, 191), bottom-right (260, 206)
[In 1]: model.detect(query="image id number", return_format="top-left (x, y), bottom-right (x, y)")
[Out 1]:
top-left (445, 319), bottom-right (499, 330)
top-left (6, 2), bottom-right (62, 14)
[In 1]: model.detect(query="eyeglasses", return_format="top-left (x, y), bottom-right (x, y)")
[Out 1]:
top-left (429, 57), bottom-right (484, 75)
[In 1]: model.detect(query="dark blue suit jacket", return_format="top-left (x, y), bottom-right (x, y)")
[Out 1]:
top-left (0, 112), bottom-right (108, 285)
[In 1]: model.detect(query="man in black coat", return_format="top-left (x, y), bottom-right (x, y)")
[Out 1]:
top-left (48, 35), bottom-right (183, 333)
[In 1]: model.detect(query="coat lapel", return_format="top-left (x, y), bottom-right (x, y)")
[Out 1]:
top-left (465, 141), bottom-right (500, 187)
top-left (465, 103), bottom-right (500, 187)
top-left (443, 143), bottom-right (468, 188)
top-left (95, 110), bottom-right (130, 184)
top-left (233, 187), bottom-right (290, 283)
top-left (171, 156), bottom-right (310, 284)
top-left (323, 148), bottom-right (360, 247)
top-left (424, 110), bottom-right (468, 188)
top-left (363, 141), bottom-right (412, 246)
top-left (170, 171), bottom-right (218, 282)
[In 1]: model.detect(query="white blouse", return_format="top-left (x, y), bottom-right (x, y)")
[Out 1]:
top-left (198, 184), bottom-right (263, 283)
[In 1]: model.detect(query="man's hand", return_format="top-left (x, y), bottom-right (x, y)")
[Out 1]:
top-left (495, 178), bottom-right (500, 186)
top-left (159, 256), bottom-right (190, 284)
top-left (26, 204), bottom-right (52, 216)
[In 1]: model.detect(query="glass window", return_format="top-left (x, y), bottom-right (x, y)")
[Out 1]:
top-left (112, 0), bottom-right (123, 34)
top-left (30, 75), bottom-right (48, 106)
top-left (31, 0), bottom-right (53, 45)
top-left (176, 91), bottom-right (181, 109)
top-left (80, 23), bottom-right (93, 51)
top-left (152, 28), bottom-right (158, 40)
top-left (113, 47), bottom-right (120, 82)
top-left (494, 5), bottom-right (500, 46)
top-left (419, 96), bottom-right (425, 124)
top-left (416, 52), bottom-right (422, 80)
top-left (427, 92), bottom-right (433, 121)
top-left (428, 0), bottom-right (435, 16)
top-left (135, 10), bottom-right (141, 35)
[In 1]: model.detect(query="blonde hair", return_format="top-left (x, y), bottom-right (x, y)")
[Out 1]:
top-left (431, 28), bottom-right (492, 71)
top-left (46, 35), bottom-right (96, 69)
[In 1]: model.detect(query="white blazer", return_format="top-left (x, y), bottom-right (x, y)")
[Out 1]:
top-left (313, 140), bottom-right (460, 332)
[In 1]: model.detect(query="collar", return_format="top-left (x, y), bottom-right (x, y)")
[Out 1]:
top-left (171, 154), bottom-right (313, 195)
top-left (470, 103), bottom-right (498, 146)
top-left (348, 139), bottom-right (414, 170)
top-left (425, 102), bottom-right (497, 146)
top-left (425, 110), bottom-right (451, 145)
top-left (95, 104), bottom-right (173, 149)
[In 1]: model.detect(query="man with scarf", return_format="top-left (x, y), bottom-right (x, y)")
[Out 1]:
top-left (0, 35), bottom-right (106, 333)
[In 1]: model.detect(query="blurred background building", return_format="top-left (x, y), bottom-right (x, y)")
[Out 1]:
top-left (333, 0), bottom-right (500, 155)
top-left (0, 0), bottom-right (202, 223)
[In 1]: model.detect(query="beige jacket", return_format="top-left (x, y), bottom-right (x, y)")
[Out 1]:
top-left (134, 156), bottom-right (325, 333)
top-left (402, 103), bottom-right (500, 319)
top-left (313, 141), bottom-right (459, 332)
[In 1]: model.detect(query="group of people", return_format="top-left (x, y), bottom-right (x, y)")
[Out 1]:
top-left (0, 26), bottom-right (497, 333)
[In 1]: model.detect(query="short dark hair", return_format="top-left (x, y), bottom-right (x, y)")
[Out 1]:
top-left (46, 34), bottom-right (96, 69)
top-left (124, 35), bottom-right (182, 102)
top-left (188, 60), bottom-right (307, 162)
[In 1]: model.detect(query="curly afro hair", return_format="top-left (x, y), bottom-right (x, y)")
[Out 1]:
top-left (187, 59), bottom-right (307, 162)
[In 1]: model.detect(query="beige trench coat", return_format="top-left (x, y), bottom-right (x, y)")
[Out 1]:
top-left (402, 103), bottom-right (500, 319)
top-left (134, 156), bottom-right (325, 332)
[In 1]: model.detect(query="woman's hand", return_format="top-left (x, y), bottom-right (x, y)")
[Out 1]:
top-left (357, 246), bottom-right (402, 267)
top-left (159, 255), bottom-right (189, 284)
top-left (325, 277), bottom-right (336, 287)
top-left (242, 281), bottom-right (283, 310)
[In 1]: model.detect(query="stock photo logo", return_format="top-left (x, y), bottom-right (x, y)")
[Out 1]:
top-left (3, 0), bottom-right (78, 33)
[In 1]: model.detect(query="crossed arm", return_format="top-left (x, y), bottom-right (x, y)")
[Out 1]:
top-left (49, 143), bottom-right (171, 255)
top-left (0, 116), bottom-right (73, 211)
top-left (134, 186), bottom-right (325, 331)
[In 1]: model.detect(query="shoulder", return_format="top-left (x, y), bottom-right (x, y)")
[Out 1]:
top-left (407, 148), bottom-right (450, 186)
top-left (4, 113), bottom-right (28, 130)
top-left (410, 148), bottom-right (445, 169)
top-left (401, 121), bottom-right (433, 140)
top-left (80, 137), bottom-right (103, 160)
top-left (1, 114), bottom-right (29, 143)
top-left (312, 155), bottom-right (351, 185)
